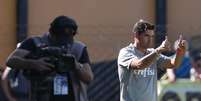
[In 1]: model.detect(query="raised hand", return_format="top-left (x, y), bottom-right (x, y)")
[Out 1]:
top-left (156, 36), bottom-right (171, 53)
top-left (176, 35), bottom-right (186, 54)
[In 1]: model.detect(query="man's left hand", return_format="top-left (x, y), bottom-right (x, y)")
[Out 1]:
top-left (176, 35), bottom-right (186, 55)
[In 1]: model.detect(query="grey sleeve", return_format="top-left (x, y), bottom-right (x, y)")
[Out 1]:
top-left (157, 54), bottom-right (172, 70)
top-left (118, 49), bottom-right (137, 69)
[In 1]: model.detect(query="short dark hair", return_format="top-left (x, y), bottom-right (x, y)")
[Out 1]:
top-left (49, 16), bottom-right (78, 35)
top-left (132, 19), bottom-right (155, 34)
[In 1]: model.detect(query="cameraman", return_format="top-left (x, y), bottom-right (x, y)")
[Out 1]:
top-left (6, 16), bottom-right (94, 101)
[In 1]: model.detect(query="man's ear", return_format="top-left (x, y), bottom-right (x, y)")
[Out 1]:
top-left (72, 30), bottom-right (77, 36)
top-left (132, 32), bottom-right (137, 37)
top-left (135, 32), bottom-right (141, 38)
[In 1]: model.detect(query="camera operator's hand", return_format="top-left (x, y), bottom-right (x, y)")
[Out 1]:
top-left (70, 54), bottom-right (94, 84)
top-left (30, 57), bottom-right (54, 72)
top-left (156, 36), bottom-right (171, 53)
top-left (8, 97), bottom-right (17, 101)
top-left (64, 54), bottom-right (82, 70)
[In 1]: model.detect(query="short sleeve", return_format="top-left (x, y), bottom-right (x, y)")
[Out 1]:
top-left (18, 38), bottom-right (36, 52)
top-left (118, 48), bottom-right (137, 69)
top-left (78, 47), bottom-right (91, 64)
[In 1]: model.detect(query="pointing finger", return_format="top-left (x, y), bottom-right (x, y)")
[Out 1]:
top-left (165, 36), bottom-right (168, 41)
top-left (179, 34), bottom-right (183, 42)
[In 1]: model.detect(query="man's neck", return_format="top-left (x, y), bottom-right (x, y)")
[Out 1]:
top-left (133, 41), bottom-right (147, 54)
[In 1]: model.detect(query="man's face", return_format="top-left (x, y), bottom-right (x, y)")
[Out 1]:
top-left (52, 28), bottom-right (74, 45)
top-left (138, 30), bottom-right (155, 49)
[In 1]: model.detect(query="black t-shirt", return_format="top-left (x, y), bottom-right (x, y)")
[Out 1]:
top-left (19, 37), bottom-right (90, 101)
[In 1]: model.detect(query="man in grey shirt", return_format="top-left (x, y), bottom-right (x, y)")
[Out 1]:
top-left (117, 20), bottom-right (186, 101)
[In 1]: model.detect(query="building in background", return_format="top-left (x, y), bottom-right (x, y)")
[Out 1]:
top-left (0, 1), bottom-right (201, 101)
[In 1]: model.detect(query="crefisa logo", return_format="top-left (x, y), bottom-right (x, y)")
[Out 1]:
top-left (133, 67), bottom-right (155, 77)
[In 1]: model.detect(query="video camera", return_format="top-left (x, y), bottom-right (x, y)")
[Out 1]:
top-left (26, 45), bottom-right (75, 74)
